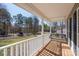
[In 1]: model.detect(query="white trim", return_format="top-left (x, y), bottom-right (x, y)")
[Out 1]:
top-left (71, 14), bottom-right (74, 53)
top-left (77, 7), bottom-right (79, 56)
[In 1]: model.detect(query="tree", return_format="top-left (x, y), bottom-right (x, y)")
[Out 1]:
top-left (44, 24), bottom-right (50, 32)
top-left (25, 16), bottom-right (39, 35)
top-left (53, 22), bottom-right (58, 32)
top-left (32, 16), bottom-right (39, 35)
top-left (0, 8), bottom-right (11, 36)
top-left (25, 17), bottom-right (29, 33)
top-left (14, 14), bottom-right (24, 36)
top-left (27, 17), bottom-right (33, 33)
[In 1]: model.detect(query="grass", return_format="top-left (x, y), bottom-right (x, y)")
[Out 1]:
top-left (0, 32), bottom-right (49, 47)
top-left (0, 35), bottom-right (35, 47)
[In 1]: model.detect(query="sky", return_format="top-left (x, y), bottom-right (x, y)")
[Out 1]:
top-left (3, 3), bottom-right (33, 17)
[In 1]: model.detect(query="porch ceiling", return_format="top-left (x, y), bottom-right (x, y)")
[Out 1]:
top-left (15, 3), bottom-right (74, 22)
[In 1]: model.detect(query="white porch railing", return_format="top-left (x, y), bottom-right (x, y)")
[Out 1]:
top-left (0, 33), bottom-right (50, 56)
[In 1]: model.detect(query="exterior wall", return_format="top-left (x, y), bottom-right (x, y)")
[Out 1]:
top-left (67, 3), bottom-right (79, 56)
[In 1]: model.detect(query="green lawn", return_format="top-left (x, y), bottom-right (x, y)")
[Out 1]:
top-left (0, 35), bottom-right (35, 47)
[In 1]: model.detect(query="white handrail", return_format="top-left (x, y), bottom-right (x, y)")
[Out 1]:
top-left (0, 33), bottom-right (50, 56)
top-left (0, 35), bottom-right (42, 50)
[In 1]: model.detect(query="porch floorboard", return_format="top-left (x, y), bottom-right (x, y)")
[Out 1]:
top-left (37, 39), bottom-right (73, 56)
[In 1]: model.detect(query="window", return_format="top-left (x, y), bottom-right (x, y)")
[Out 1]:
top-left (78, 9), bottom-right (79, 48)
top-left (43, 20), bottom-right (50, 34)
top-left (69, 18), bottom-right (72, 47)
top-left (73, 11), bottom-right (77, 55)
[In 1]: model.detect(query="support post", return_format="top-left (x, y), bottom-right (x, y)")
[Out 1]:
top-left (50, 22), bottom-right (52, 35)
top-left (41, 19), bottom-right (44, 47)
top-left (49, 22), bottom-right (52, 40)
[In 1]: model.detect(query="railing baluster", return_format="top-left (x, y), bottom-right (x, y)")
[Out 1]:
top-left (24, 42), bottom-right (26, 56)
top-left (20, 43), bottom-right (22, 56)
top-left (27, 40), bottom-right (29, 56)
top-left (4, 48), bottom-right (7, 56)
top-left (16, 45), bottom-right (19, 56)
top-left (10, 46), bottom-right (14, 56)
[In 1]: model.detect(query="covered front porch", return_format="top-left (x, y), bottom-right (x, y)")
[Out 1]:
top-left (0, 3), bottom-right (79, 56)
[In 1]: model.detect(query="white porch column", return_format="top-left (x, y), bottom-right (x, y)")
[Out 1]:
top-left (77, 8), bottom-right (79, 56)
top-left (71, 15), bottom-right (75, 55)
top-left (67, 19), bottom-right (70, 46)
top-left (41, 19), bottom-right (44, 35)
top-left (65, 20), bottom-right (67, 39)
top-left (60, 20), bottom-right (63, 38)
top-left (41, 18), bottom-right (44, 47)
top-left (50, 22), bottom-right (52, 35)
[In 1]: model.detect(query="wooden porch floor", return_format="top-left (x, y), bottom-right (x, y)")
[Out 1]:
top-left (37, 39), bottom-right (73, 56)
